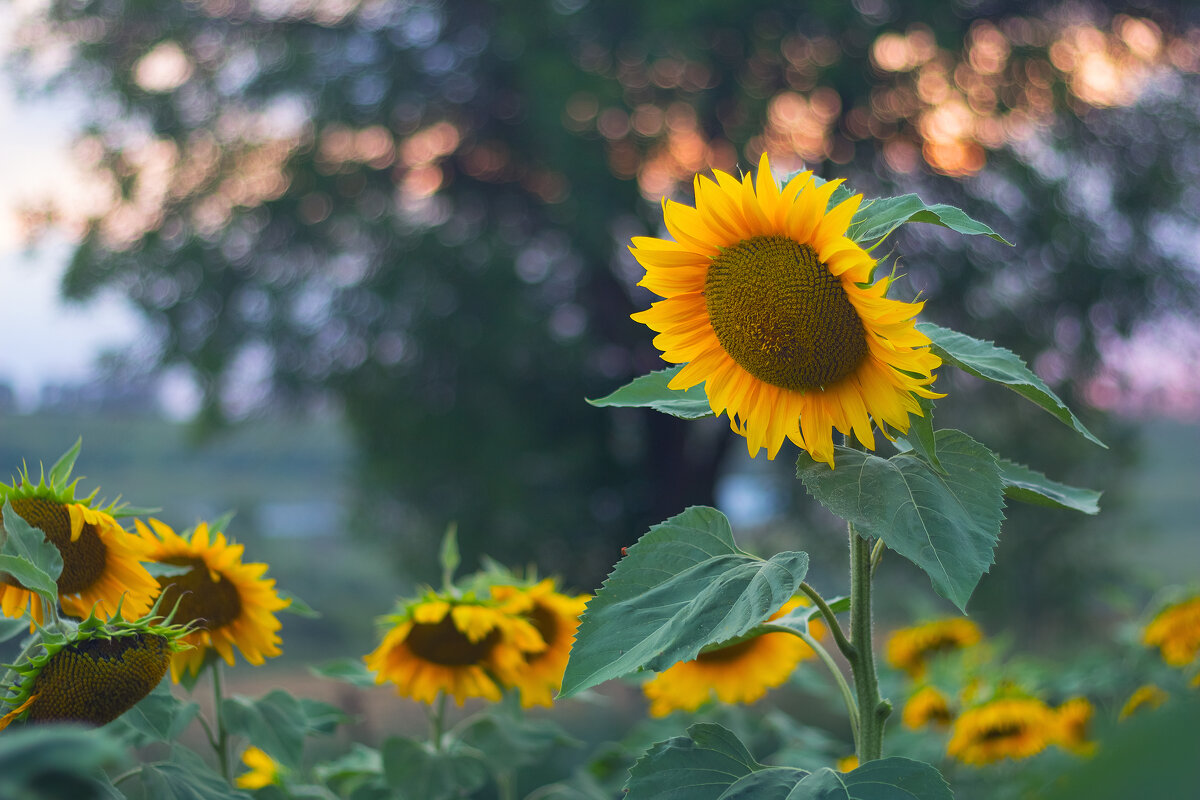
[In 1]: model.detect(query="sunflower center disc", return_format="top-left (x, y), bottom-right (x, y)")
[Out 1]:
top-left (406, 616), bottom-right (499, 667)
top-left (158, 557), bottom-right (244, 632)
top-left (2, 498), bottom-right (108, 595)
top-left (705, 235), bottom-right (868, 391)
top-left (30, 633), bottom-right (170, 726)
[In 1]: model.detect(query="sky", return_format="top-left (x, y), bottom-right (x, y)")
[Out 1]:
top-left (0, 15), bottom-right (143, 410)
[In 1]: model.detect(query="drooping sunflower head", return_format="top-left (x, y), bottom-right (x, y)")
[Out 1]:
top-left (0, 608), bottom-right (190, 730)
top-left (365, 591), bottom-right (547, 706)
top-left (946, 696), bottom-right (1060, 766)
top-left (642, 596), bottom-right (824, 717)
top-left (0, 455), bottom-right (160, 626)
top-left (236, 746), bottom-right (284, 790)
top-left (489, 578), bottom-right (590, 708)
top-left (902, 685), bottom-right (955, 730)
top-left (885, 617), bottom-right (983, 679)
top-left (132, 518), bottom-right (290, 682)
top-left (1142, 594), bottom-right (1200, 668)
top-left (630, 153), bottom-right (942, 465)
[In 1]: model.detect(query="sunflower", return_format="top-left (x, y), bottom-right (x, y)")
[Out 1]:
top-left (1142, 595), bottom-right (1200, 668)
top-left (132, 518), bottom-right (289, 681)
top-left (630, 153), bottom-right (942, 465)
top-left (1119, 683), bottom-right (1169, 720)
top-left (946, 697), bottom-right (1060, 766)
top-left (885, 617), bottom-right (982, 679)
top-left (236, 746), bottom-right (284, 790)
top-left (1054, 697), bottom-right (1095, 756)
top-left (0, 608), bottom-right (189, 730)
top-left (0, 463), bottom-right (159, 626)
top-left (365, 593), bottom-right (546, 706)
top-left (902, 685), bottom-right (955, 730)
top-left (490, 578), bottom-right (589, 708)
top-left (641, 597), bottom-right (825, 717)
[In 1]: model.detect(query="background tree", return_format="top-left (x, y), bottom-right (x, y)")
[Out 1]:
top-left (14, 0), bottom-right (1200, 630)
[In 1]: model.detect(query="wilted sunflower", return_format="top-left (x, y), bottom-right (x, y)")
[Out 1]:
top-left (630, 153), bottom-right (942, 465)
top-left (642, 598), bottom-right (825, 717)
top-left (236, 746), bottom-right (284, 790)
top-left (1119, 683), bottom-right (1169, 720)
top-left (902, 685), bottom-right (955, 730)
top-left (947, 696), bottom-right (1060, 766)
top-left (0, 608), bottom-right (188, 730)
top-left (1142, 595), bottom-right (1200, 668)
top-left (885, 617), bottom-right (982, 679)
top-left (0, 462), bottom-right (159, 626)
top-left (133, 518), bottom-right (289, 681)
top-left (365, 593), bottom-right (546, 706)
top-left (490, 578), bottom-right (589, 708)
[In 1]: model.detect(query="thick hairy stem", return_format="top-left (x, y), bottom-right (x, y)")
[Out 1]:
top-left (849, 524), bottom-right (890, 761)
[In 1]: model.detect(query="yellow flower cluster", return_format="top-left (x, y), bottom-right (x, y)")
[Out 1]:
top-left (365, 578), bottom-right (588, 707)
top-left (947, 696), bottom-right (1094, 766)
top-left (885, 618), bottom-right (982, 679)
top-left (641, 597), bottom-right (825, 717)
top-left (1143, 595), bottom-right (1200, 669)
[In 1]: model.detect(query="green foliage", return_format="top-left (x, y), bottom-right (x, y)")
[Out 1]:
top-left (0, 499), bottom-right (64, 605)
top-left (797, 431), bottom-right (1004, 611)
top-left (560, 506), bottom-right (808, 697)
top-left (138, 747), bottom-right (252, 800)
top-left (380, 736), bottom-right (488, 800)
top-left (0, 725), bottom-right (124, 800)
top-left (918, 323), bottom-right (1104, 448)
top-left (848, 195), bottom-right (1012, 249)
top-left (625, 722), bottom-right (764, 800)
top-left (107, 683), bottom-right (200, 747)
top-left (997, 459), bottom-right (1101, 514)
top-left (587, 367), bottom-right (715, 420)
top-left (458, 703), bottom-right (581, 771)
top-left (220, 690), bottom-right (347, 770)
top-left (310, 657), bottom-right (378, 687)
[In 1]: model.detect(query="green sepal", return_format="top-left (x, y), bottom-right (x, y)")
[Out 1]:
top-left (439, 522), bottom-right (460, 590)
top-left (208, 509), bottom-right (237, 535)
top-left (848, 193), bottom-right (1012, 249)
top-left (625, 722), bottom-right (767, 800)
top-left (919, 322), bottom-right (1105, 448)
top-left (278, 589), bottom-right (319, 618)
top-left (46, 438), bottom-right (83, 489)
top-left (998, 458), bottom-right (1101, 514)
top-left (560, 507), bottom-right (808, 698)
top-left (586, 366), bottom-right (714, 420)
top-left (798, 430), bottom-right (1004, 611)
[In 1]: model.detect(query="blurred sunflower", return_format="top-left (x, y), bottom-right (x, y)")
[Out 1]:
top-left (236, 746), bottom-right (284, 790)
top-left (491, 578), bottom-right (589, 708)
top-left (1119, 683), bottom-right (1169, 720)
top-left (642, 597), bottom-right (825, 717)
top-left (365, 593), bottom-right (545, 705)
top-left (1054, 697), bottom-right (1095, 756)
top-left (1142, 595), bottom-right (1200, 668)
top-left (0, 608), bottom-right (188, 730)
top-left (947, 697), bottom-right (1059, 766)
top-left (885, 617), bottom-right (982, 679)
top-left (836, 755), bottom-right (859, 772)
top-left (133, 519), bottom-right (289, 681)
top-left (630, 152), bottom-right (941, 465)
top-left (901, 685), bottom-right (954, 730)
top-left (0, 463), bottom-right (159, 626)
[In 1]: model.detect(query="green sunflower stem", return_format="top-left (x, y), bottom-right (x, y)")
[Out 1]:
top-left (848, 523), bottom-right (890, 762)
top-left (790, 627), bottom-right (859, 746)
top-left (430, 690), bottom-right (448, 752)
top-left (212, 663), bottom-right (231, 782)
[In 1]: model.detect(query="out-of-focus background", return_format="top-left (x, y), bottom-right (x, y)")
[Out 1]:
top-left (1, 0), bottom-right (1198, 678)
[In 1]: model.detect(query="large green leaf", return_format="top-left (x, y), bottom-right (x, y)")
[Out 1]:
top-left (717, 759), bottom-right (952, 800)
top-left (380, 736), bottom-right (488, 800)
top-left (139, 747), bottom-right (252, 800)
top-left (918, 323), bottom-right (1104, 448)
top-left (0, 725), bottom-right (125, 800)
top-left (842, 757), bottom-right (953, 799)
top-left (0, 499), bottom-right (64, 604)
top-left (718, 767), bottom-right (815, 799)
top-left (998, 459), bottom-right (1101, 514)
top-left (626, 723), bottom-right (764, 800)
top-left (797, 430), bottom-right (1004, 611)
top-left (458, 704), bottom-right (580, 771)
top-left (848, 194), bottom-right (1011, 248)
top-left (586, 367), bottom-right (714, 420)
top-left (107, 683), bottom-right (200, 746)
top-left (560, 507), bottom-right (809, 697)
top-left (221, 690), bottom-right (347, 770)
